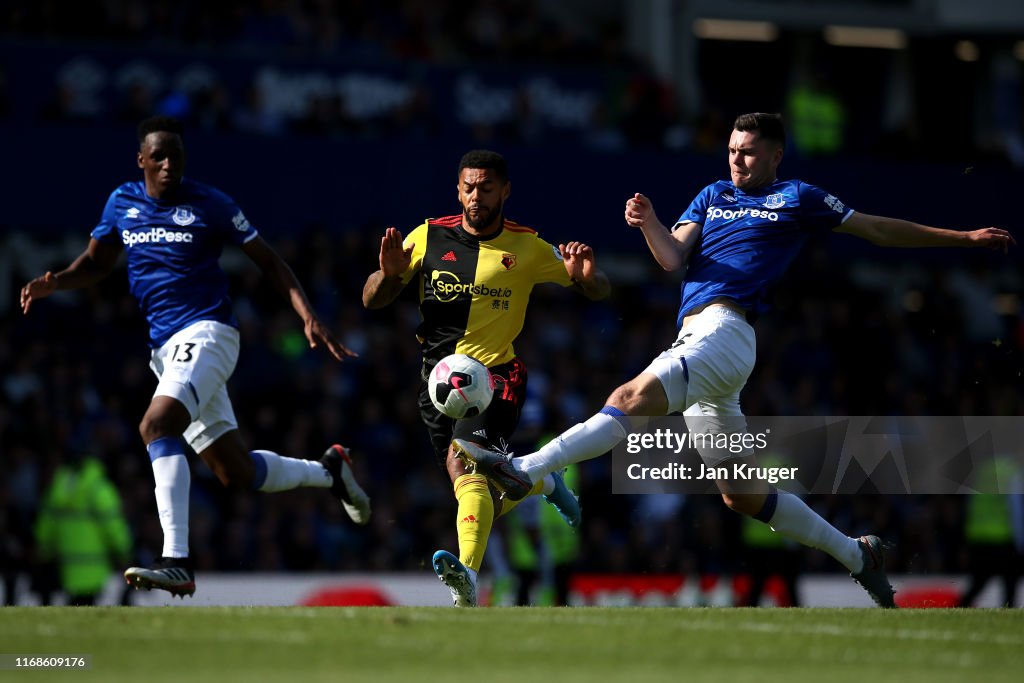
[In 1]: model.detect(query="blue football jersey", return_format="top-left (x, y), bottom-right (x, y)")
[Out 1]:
top-left (673, 179), bottom-right (853, 328)
top-left (91, 178), bottom-right (258, 347)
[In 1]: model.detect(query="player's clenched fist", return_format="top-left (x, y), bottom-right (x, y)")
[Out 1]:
top-left (625, 193), bottom-right (655, 229)
top-left (559, 241), bottom-right (597, 283)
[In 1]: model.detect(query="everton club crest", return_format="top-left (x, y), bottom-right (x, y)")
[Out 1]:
top-left (172, 206), bottom-right (196, 226)
top-left (763, 194), bottom-right (786, 210)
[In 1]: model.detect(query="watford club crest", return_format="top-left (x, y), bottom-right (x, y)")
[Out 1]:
top-left (500, 253), bottom-right (517, 270)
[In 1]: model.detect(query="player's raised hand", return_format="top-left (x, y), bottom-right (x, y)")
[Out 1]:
top-left (967, 227), bottom-right (1015, 253)
top-left (20, 271), bottom-right (58, 314)
top-left (379, 227), bottom-right (413, 278)
top-left (560, 241), bottom-right (597, 283)
top-left (625, 193), bottom-right (656, 229)
top-left (304, 316), bottom-right (358, 362)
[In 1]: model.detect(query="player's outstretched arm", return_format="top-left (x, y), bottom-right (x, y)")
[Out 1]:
top-left (559, 241), bottom-right (610, 300)
top-left (836, 213), bottom-right (1016, 252)
top-left (625, 193), bottom-right (698, 271)
top-left (20, 238), bottom-right (121, 314)
top-left (362, 227), bottom-right (412, 309)
top-left (242, 236), bottom-right (357, 362)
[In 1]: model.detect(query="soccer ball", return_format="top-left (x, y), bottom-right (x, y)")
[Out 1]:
top-left (428, 354), bottom-right (495, 419)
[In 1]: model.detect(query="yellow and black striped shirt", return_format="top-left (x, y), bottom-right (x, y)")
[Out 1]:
top-left (400, 214), bottom-right (573, 367)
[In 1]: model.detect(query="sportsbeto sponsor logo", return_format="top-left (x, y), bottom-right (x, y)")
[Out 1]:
top-left (121, 228), bottom-right (194, 247)
top-left (430, 270), bottom-right (512, 302)
top-left (706, 206), bottom-right (779, 222)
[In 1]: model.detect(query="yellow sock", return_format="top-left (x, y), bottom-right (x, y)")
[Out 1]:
top-left (454, 473), bottom-right (493, 572)
top-left (496, 477), bottom-right (545, 518)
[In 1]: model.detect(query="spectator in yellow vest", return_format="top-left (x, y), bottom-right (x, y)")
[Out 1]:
top-left (35, 453), bottom-right (132, 606)
top-left (786, 69), bottom-right (845, 157)
top-left (958, 457), bottom-right (1023, 607)
top-left (507, 465), bottom-right (581, 606)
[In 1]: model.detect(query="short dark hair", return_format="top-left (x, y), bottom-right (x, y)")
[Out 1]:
top-left (137, 116), bottom-right (183, 144)
top-left (734, 112), bottom-right (786, 147)
top-left (458, 149), bottom-right (508, 183)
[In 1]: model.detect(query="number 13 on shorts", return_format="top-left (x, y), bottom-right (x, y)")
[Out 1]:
top-left (170, 342), bottom-right (196, 362)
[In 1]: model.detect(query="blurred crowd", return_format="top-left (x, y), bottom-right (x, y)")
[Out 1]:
top-left (3, 0), bottom-right (623, 65)
top-left (2, 225), bottom-right (1021, 602)
top-left (4, 0), bottom-right (674, 153)
top-left (3, 0), bottom-right (1023, 162)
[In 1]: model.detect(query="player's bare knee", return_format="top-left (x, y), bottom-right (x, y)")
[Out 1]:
top-left (608, 375), bottom-right (667, 415)
top-left (197, 436), bottom-right (254, 489)
top-left (721, 493), bottom-right (744, 514)
top-left (139, 412), bottom-right (183, 444)
top-left (222, 468), bottom-right (253, 490)
top-left (211, 459), bottom-right (254, 490)
top-left (139, 397), bottom-right (190, 443)
top-left (607, 381), bottom-right (643, 413)
top-left (218, 456), bottom-right (255, 489)
top-left (206, 462), bottom-right (232, 488)
top-left (446, 449), bottom-right (470, 483)
top-left (721, 492), bottom-right (760, 517)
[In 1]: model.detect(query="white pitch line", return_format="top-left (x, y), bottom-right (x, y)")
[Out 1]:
top-left (220, 607), bottom-right (1024, 648)
top-left (385, 609), bottom-right (1024, 646)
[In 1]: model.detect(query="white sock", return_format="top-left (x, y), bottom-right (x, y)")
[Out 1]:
top-left (541, 474), bottom-right (556, 496)
top-left (251, 450), bottom-right (332, 493)
top-left (518, 411), bottom-right (629, 482)
top-left (151, 452), bottom-right (190, 559)
top-left (768, 491), bottom-right (863, 572)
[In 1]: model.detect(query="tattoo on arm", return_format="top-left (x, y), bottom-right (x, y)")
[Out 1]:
top-left (363, 270), bottom-right (406, 308)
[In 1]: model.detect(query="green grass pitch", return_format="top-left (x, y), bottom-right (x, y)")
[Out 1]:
top-left (1, 607), bottom-right (1021, 683)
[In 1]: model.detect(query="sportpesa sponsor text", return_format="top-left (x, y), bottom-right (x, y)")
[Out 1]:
top-left (122, 228), bottom-right (194, 247)
top-left (705, 207), bottom-right (779, 223)
top-left (430, 270), bottom-right (512, 301)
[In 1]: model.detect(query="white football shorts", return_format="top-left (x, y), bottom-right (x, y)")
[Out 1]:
top-left (150, 320), bottom-right (240, 453)
top-left (642, 306), bottom-right (756, 464)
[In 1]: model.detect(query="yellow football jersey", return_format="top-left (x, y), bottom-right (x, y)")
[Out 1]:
top-left (400, 214), bottom-right (573, 367)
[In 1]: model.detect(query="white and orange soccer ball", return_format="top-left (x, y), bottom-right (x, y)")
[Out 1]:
top-left (427, 354), bottom-right (494, 419)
